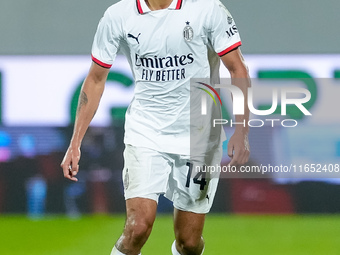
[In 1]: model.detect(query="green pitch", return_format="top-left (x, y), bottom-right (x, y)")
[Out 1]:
top-left (1, 214), bottom-right (339, 255)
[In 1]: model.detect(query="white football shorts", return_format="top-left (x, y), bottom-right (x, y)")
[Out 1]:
top-left (122, 144), bottom-right (222, 214)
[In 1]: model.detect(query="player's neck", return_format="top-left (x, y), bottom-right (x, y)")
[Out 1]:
top-left (145, 0), bottom-right (173, 10)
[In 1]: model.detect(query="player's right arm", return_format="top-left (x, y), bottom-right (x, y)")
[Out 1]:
top-left (60, 62), bottom-right (110, 181)
top-left (205, 0), bottom-right (250, 166)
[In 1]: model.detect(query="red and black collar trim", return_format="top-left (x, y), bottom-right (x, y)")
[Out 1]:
top-left (136, 0), bottom-right (143, 14)
top-left (176, 0), bottom-right (183, 9)
top-left (136, 0), bottom-right (183, 14)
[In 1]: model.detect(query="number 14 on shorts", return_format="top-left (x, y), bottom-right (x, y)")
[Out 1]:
top-left (186, 162), bottom-right (207, 191)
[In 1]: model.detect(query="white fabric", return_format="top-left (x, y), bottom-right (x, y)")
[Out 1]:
top-left (110, 246), bottom-right (125, 255)
top-left (110, 246), bottom-right (141, 255)
top-left (171, 240), bottom-right (181, 255)
top-left (91, 0), bottom-right (241, 155)
top-left (171, 240), bottom-right (205, 255)
top-left (123, 144), bottom-right (222, 213)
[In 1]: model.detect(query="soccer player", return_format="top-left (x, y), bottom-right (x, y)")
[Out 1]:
top-left (61, 0), bottom-right (250, 254)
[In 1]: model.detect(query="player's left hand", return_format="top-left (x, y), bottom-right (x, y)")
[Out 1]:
top-left (227, 131), bottom-right (250, 166)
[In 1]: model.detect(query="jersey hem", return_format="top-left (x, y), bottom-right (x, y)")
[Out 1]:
top-left (124, 141), bottom-right (190, 156)
top-left (217, 41), bottom-right (242, 57)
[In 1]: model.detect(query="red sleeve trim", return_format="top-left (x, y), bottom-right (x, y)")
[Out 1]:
top-left (217, 41), bottom-right (242, 57)
top-left (136, 0), bottom-right (143, 14)
top-left (176, 0), bottom-right (183, 9)
top-left (91, 55), bottom-right (112, 69)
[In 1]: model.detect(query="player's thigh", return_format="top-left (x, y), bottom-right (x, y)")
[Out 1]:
top-left (125, 197), bottom-right (158, 230)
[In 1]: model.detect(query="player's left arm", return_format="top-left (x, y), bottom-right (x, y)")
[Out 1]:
top-left (221, 48), bottom-right (250, 166)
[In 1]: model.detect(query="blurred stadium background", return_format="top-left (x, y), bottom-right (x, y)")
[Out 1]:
top-left (0, 0), bottom-right (340, 254)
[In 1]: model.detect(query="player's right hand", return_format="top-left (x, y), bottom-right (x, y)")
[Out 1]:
top-left (60, 146), bottom-right (81, 182)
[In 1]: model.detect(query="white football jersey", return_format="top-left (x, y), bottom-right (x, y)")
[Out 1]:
top-left (91, 0), bottom-right (242, 155)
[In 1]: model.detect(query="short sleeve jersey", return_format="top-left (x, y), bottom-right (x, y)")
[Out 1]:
top-left (92, 0), bottom-right (242, 155)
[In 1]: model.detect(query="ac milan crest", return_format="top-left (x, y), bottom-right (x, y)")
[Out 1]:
top-left (183, 21), bottom-right (194, 42)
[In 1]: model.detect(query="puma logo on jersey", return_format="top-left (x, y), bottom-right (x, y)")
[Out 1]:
top-left (128, 33), bottom-right (141, 44)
